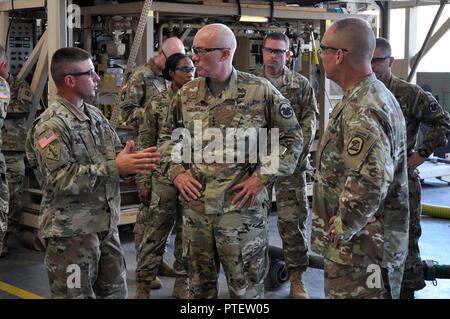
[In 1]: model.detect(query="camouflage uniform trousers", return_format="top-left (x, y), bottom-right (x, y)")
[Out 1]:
top-left (45, 227), bottom-right (127, 299)
top-left (4, 153), bottom-right (25, 233)
top-left (275, 169), bottom-right (309, 273)
top-left (135, 180), bottom-right (185, 284)
top-left (0, 153), bottom-right (9, 246)
top-left (183, 198), bottom-right (270, 299)
top-left (402, 169), bottom-right (426, 291)
top-left (324, 258), bottom-right (404, 299)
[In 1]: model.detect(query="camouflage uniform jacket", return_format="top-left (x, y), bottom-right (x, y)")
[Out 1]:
top-left (2, 75), bottom-right (33, 152)
top-left (312, 74), bottom-right (409, 268)
top-left (26, 96), bottom-right (123, 238)
top-left (0, 76), bottom-right (10, 140)
top-left (136, 81), bottom-right (173, 189)
top-left (118, 58), bottom-right (165, 126)
top-left (387, 75), bottom-right (450, 157)
top-left (160, 68), bottom-right (303, 214)
top-left (255, 65), bottom-right (318, 169)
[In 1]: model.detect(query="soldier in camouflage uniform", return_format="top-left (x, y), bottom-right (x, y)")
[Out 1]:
top-left (373, 38), bottom-right (450, 299)
top-left (160, 24), bottom-right (303, 299)
top-left (135, 53), bottom-right (195, 299)
top-left (312, 18), bottom-right (409, 299)
top-left (0, 75), bottom-right (10, 257)
top-left (0, 45), bottom-right (33, 257)
top-left (119, 37), bottom-right (185, 291)
top-left (118, 37), bottom-right (185, 130)
top-left (25, 48), bottom-right (160, 298)
top-left (254, 32), bottom-right (318, 299)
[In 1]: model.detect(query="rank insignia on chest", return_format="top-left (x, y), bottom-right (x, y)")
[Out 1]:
top-left (347, 136), bottom-right (364, 156)
top-left (280, 103), bottom-right (293, 119)
top-left (38, 130), bottom-right (58, 148)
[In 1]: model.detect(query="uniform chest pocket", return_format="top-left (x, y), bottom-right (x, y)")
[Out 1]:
top-left (73, 129), bottom-right (101, 164)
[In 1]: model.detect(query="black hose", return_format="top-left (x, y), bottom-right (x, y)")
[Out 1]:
top-left (269, 245), bottom-right (324, 270)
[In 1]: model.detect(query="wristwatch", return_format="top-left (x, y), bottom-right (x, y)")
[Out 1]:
top-left (418, 148), bottom-right (431, 158)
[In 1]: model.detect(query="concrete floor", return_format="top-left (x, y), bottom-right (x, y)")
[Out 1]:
top-left (0, 178), bottom-right (449, 299)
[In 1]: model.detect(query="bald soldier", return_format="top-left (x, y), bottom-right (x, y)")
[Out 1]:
top-left (159, 24), bottom-right (303, 299)
top-left (0, 75), bottom-right (10, 257)
top-left (0, 45), bottom-right (33, 257)
top-left (255, 32), bottom-right (318, 298)
top-left (312, 18), bottom-right (409, 299)
top-left (119, 37), bottom-right (185, 290)
top-left (373, 38), bottom-right (450, 299)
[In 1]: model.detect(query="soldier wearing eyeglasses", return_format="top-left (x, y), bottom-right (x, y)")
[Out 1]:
top-left (254, 32), bottom-right (318, 299)
top-left (0, 45), bottom-right (33, 257)
top-left (373, 37), bottom-right (450, 299)
top-left (135, 53), bottom-right (195, 299)
top-left (118, 37), bottom-right (185, 291)
top-left (312, 18), bottom-right (409, 299)
top-left (25, 47), bottom-right (160, 299)
top-left (159, 24), bottom-right (303, 299)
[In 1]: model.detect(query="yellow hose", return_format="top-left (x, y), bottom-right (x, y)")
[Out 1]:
top-left (422, 203), bottom-right (450, 219)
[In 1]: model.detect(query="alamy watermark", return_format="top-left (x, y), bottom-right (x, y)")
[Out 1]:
top-left (366, 264), bottom-right (382, 289)
top-left (66, 264), bottom-right (81, 289)
top-left (171, 121), bottom-right (281, 174)
top-left (67, 2), bottom-right (81, 29)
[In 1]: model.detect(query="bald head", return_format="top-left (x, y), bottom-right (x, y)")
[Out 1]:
top-left (328, 18), bottom-right (375, 65)
top-left (195, 24), bottom-right (237, 62)
top-left (161, 37), bottom-right (185, 57)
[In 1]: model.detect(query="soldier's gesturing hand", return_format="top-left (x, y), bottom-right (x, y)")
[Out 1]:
top-left (173, 170), bottom-right (202, 202)
top-left (230, 173), bottom-right (264, 209)
top-left (116, 140), bottom-right (160, 176)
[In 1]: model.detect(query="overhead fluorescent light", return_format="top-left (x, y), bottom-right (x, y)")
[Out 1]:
top-left (239, 15), bottom-right (269, 23)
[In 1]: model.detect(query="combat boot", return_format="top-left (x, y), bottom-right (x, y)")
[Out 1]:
top-left (172, 276), bottom-right (190, 299)
top-left (136, 282), bottom-right (151, 299)
top-left (290, 270), bottom-right (309, 299)
top-left (0, 235), bottom-right (8, 258)
top-left (150, 276), bottom-right (162, 289)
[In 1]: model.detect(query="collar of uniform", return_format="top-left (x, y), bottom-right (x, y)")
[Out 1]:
top-left (200, 68), bottom-right (238, 103)
top-left (148, 58), bottom-right (163, 76)
top-left (387, 74), bottom-right (396, 92)
top-left (167, 81), bottom-right (175, 99)
top-left (259, 65), bottom-right (290, 84)
top-left (56, 95), bottom-right (90, 122)
top-left (342, 73), bottom-right (377, 102)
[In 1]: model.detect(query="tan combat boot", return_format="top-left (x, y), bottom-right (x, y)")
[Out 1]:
top-left (136, 282), bottom-right (151, 299)
top-left (290, 270), bottom-right (309, 299)
top-left (150, 276), bottom-right (162, 289)
top-left (172, 276), bottom-right (190, 299)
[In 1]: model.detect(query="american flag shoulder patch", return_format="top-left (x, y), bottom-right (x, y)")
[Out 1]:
top-left (38, 130), bottom-right (58, 148)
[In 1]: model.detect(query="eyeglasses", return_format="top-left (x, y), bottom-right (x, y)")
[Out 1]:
top-left (371, 56), bottom-right (390, 64)
top-left (175, 66), bottom-right (196, 74)
top-left (191, 47), bottom-right (229, 56)
top-left (318, 44), bottom-right (349, 55)
top-left (65, 68), bottom-right (97, 78)
top-left (262, 47), bottom-right (288, 55)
